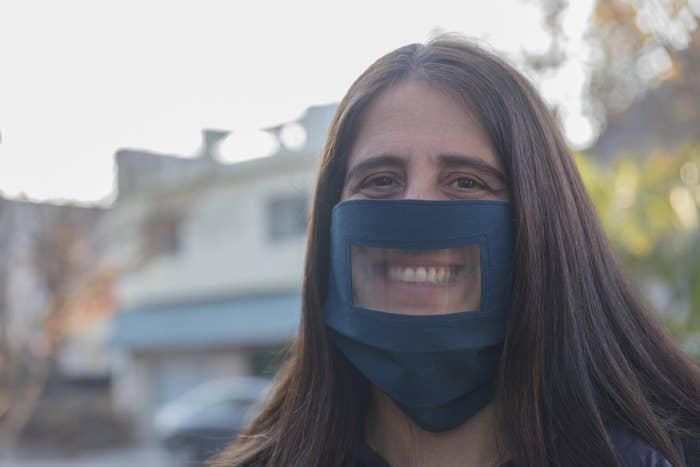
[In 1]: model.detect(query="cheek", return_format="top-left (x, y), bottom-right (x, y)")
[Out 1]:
top-left (340, 183), bottom-right (353, 201)
top-left (335, 164), bottom-right (353, 201)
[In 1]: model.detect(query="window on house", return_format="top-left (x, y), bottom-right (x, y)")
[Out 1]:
top-left (267, 195), bottom-right (308, 241)
top-left (141, 209), bottom-right (182, 260)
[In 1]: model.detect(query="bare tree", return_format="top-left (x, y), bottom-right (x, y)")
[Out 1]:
top-left (0, 202), bottom-right (104, 454)
top-left (0, 198), bottom-right (12, 423)
top-left (531, 0), bottom-right (700, 137)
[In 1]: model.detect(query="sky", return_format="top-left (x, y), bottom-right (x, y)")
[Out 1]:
top-left (0, 0), bottom-right (595, 204)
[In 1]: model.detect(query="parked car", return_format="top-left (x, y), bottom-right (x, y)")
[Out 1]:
top-left (154, 376), bottom-right (272, 464)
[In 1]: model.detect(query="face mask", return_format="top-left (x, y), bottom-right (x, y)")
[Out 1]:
top-left (324, 199), bottom-right (515, 432)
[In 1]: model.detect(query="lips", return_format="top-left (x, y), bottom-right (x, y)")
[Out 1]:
top-left (352, 246), bottom-right (481, 314)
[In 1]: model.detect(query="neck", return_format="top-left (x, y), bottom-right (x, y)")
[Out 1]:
top-left (365, 388), bottom-right (507, 467)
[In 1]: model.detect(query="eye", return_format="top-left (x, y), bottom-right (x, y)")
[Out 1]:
top-left (363, 175), bottom-right (396, 188)
top-left (449, 176), bottom-right (487, 191)
top-left (357, 173), bottom-right (404, 197)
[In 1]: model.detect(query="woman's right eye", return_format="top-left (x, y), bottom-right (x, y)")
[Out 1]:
top-left (364, 175), bottom-right (395, 187)
top-left (358, 174), bottom-right (403, 196)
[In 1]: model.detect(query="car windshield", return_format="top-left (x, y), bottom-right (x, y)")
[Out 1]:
top-left (173, 379), bottom-right (269, 406)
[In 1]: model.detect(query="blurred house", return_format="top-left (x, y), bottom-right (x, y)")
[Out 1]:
top-left (108, 105), bottom-right (335, 438)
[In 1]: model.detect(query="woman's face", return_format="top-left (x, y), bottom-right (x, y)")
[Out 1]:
top-left (341, 79), bottom-right (509, 315)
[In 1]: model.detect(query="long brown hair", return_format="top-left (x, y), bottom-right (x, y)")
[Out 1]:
top-left (211, 35), bottom-right (700, 467)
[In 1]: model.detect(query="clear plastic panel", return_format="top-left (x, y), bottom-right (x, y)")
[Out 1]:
top-left (351, 243), bottom-right (481, 315)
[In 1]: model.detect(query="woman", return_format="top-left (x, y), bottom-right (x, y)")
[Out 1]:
top-left (212, 36), bottom-right (700, 466)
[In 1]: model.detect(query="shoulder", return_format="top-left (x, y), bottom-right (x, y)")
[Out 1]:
top-left (607, 427), bottom-right (677, 467)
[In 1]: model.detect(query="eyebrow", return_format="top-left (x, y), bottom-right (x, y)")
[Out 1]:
top-left (345, 154), bottom-right (404, 185)
top-left (438, 154), bottom-right (509, 184)
top-left (344, 153), bottom-right (508, 185)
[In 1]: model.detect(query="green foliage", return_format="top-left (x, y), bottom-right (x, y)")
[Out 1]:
top-left (575, 145), bottom-right (700, 361)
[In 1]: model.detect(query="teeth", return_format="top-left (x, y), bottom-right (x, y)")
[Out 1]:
top-left (387, 266), bottom-right (459, 284)
top-left (436, 267), bottom-right (446, 282)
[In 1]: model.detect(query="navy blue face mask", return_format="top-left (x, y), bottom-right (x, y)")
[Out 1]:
top-left (324, 199), bottom-right (515, 432)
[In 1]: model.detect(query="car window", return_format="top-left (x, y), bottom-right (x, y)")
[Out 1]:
top-left (210, 397), bottom-right (258, 411)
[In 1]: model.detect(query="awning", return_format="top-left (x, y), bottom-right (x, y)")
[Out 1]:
top-left (110, 292), bottom-right (301, 351)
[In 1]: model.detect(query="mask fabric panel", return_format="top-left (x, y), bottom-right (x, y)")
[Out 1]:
top-left (324, 199), bottom-right (515, 432)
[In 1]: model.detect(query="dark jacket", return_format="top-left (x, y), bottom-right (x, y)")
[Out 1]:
top-left (347, 428), bottom-right (700, 467)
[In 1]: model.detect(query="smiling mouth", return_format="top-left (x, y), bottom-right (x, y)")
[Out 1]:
top-left (374, 264), bottom-right (468, 285)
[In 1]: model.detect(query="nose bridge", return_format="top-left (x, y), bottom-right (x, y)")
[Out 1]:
top-left (404, 184), bottom-right (437, 200)
top-left (403, 161), bottom-right (440, 200)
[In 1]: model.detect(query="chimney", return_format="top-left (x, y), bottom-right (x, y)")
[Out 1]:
top-left (198, 129), bottom-right (230, 162)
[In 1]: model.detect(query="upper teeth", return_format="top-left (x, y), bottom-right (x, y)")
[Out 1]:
top-left (387, 266), bottom-right (458, 284)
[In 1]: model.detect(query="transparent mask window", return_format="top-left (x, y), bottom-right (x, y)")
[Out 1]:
top-left (351, 243), bottom-right (481, 315)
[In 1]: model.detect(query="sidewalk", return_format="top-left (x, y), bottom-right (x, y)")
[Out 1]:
top-left (0, 445), bottom-right (179, 467)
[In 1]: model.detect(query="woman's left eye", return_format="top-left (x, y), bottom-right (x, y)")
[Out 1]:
top-left (449, 176), bottom-right (486, 190)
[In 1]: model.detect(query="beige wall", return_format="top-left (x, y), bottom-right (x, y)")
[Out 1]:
top-left (116, 156), bottom-right (317, 307)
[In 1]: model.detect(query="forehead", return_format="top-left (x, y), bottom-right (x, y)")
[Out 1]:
top-left (347, 79), bottom-right (500, 171)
